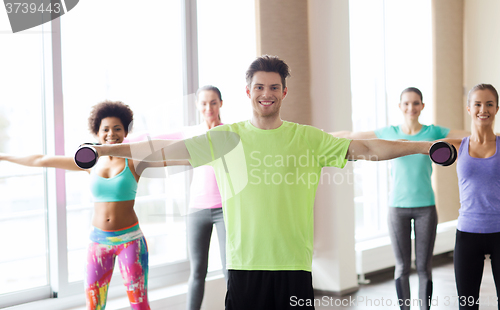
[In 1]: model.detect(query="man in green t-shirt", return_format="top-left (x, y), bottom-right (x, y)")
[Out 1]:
top-left (91, 55), bottom-right (434, 310)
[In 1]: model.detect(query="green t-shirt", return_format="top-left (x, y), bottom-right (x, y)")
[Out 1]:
top-left (185, 120), bottom-right (351, 271)
top-left (374, 124), bottom-right (450, 207)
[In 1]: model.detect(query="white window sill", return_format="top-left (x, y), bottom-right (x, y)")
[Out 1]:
top-left (5, 274), bottom-right (226, 310)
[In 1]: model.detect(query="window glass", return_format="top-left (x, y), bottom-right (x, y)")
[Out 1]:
top-left (0, 26), bottom-right (48, 294)
top-left (60, 0), bottom-right (187, 282)
top-left (349, 0), bottom-right (432, 239)
top-left (197, 0), bottom-right (256, 125)
top-left (197, 0), bottom-right (256, 273)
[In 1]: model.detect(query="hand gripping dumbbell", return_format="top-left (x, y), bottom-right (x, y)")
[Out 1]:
top-left (74, 143), bottom-right (100, 169)
top-left (429, 141), bottom-right (457, 166)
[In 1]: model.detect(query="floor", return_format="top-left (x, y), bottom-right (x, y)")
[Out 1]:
top-left (314, 253), bottom-right (498, 309)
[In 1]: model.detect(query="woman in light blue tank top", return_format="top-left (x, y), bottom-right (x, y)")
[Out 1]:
top-left (444, 84), bottom-right (500, 310)
top-left (0, 101), bottom-right (180, 310)
top-left (331, 87), bottom-right (470, 310)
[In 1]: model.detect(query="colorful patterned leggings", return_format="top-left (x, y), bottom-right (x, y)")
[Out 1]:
top-left (85, 223), bottom-right (150, 310)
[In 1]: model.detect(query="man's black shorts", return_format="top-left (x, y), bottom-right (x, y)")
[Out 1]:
top-left (225, 270), bottom-right (315, 310)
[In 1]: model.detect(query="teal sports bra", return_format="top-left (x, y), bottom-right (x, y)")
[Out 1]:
top-left (90, 158), bottom-right (138, 202)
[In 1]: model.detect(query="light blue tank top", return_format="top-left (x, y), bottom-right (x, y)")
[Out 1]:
top-left (90, 158), bottom-right (138, 202)
top-left (374, 124), bottom-right (450, 207)
top-left (457, 136), bottom-right (500, 233)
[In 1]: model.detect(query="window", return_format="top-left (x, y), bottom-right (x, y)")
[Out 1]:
top-left (196, 0), bottom-right (256, 273)
top-left (0, 0), bottom-right (257, 308)
top-left (197, 0), bottom-right (256, 124)
top-left (60, 0), bottom-right (187, 285)
top-left (349, 0), bottom-right (432, 240)
top-left (0, 24), bottom-right (49, 304)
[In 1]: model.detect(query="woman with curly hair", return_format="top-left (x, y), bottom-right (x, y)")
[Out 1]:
top-left (0, 100), bottom-right (166, 310)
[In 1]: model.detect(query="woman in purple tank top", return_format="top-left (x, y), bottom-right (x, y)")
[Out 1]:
top-left (444, 84), bottom-right (500, 310)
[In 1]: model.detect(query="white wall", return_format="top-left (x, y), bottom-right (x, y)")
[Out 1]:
top-left (463, 0), bottom-right (500, 131)
top-left (308, 0), bottom-right (359, 294)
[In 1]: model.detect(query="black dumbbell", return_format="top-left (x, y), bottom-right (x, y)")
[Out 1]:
top-left (429, 141), bottom-right (457, 166)
top-left (74, 143), bottom-right (100, 169)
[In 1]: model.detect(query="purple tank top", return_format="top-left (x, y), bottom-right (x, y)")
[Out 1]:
top-left (457, 136), bottom-right (500, 233)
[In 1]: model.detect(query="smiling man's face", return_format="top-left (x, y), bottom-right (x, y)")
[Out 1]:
top-left (246, 71), bottom-right (288, 119)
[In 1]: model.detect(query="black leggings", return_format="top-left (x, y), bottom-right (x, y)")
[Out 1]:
top-left (454, 230), bottom-right (500, 310)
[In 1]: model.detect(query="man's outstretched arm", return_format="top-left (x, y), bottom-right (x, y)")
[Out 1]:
top-left (95, 140), bottom-right (191, 162)
top-left (346, 139), bottom-right (432, 161)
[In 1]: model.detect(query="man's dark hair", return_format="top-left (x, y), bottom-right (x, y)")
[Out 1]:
top-left (245, 55), bottom-right (291, 89)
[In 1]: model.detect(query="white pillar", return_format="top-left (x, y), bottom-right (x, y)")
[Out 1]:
top-left (308, 0), bottom-right (359, 294)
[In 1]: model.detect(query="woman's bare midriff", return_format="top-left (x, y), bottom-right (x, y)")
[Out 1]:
top-left (92, 200), bottom-right (139, 230)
